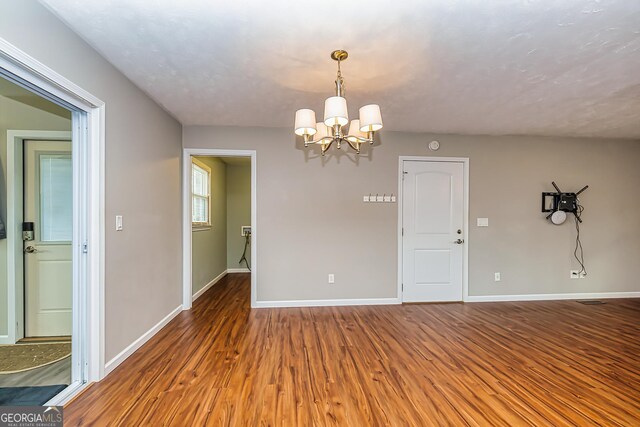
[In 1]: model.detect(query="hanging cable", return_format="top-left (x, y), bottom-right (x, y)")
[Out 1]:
top-left (239, 231), bottom-right (251, 272)
top-left (574, 203), bottom-right (586, 275)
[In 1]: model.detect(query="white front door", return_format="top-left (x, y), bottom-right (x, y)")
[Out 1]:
top-left (24, 140), bottom-right (73, 337)
top-left (402, 160), bottom-right (465, 302)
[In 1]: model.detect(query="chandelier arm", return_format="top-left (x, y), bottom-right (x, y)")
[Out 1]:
top-left (345, 139), bottom-right (361, 154)
top-left (321, 140), bottom-right (334, 156)
top-left (309, 136), bottom-right (335, 145)
top-left (345, 134), bottom-right (373, 144)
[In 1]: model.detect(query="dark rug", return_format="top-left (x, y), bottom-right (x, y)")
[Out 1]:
top-left (0, 384), bottom-right (67, 406)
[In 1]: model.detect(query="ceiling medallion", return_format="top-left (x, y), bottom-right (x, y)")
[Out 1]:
top-left (294, 50), bottom-right (383, 156)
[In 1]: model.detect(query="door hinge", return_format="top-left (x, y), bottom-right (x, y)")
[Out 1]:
top-left (82, 242), bottom-right (88, 253)
top-left (402, 228), bottom-right (404, 236)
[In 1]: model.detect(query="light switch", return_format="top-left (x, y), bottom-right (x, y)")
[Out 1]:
top-left (363, 195), bottom-right (370, 202)
top-left (391, 195), bottom-right (396, 203)
top-left (376, 195), bottom-right (383, 202)
top-left (383, 195), bottom-right (391, 202)
top-left (477, 218), bottom-right (489, 227)
top-left (115, 215), bottom-right (123, 231)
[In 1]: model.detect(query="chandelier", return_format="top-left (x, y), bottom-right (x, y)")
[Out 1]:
top-left (294, 50), bottom-right (383, 156)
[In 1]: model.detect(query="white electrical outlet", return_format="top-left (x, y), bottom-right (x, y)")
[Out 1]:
top-left (570, 270), bottom-right (587, 279)
top-left (328, 274), bottom-right (335, 284)
top-left (494, 272), bottom-right (501, 282)
top-left (477, 218), bottom-right (489, 227)
top-left (115, 215), bottom-right (123, 231)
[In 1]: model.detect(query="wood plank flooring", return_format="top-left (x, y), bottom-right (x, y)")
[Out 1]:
top-left (65, 274), bottom-right (640, 425)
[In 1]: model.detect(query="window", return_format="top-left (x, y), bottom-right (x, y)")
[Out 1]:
top-left (40, 154), bottom-right (73, 241)
top-left (192, 158), bottom-right (211, 228)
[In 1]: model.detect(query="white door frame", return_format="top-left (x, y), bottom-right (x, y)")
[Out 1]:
top-left (182, 149), bottom-right (257, 309)
top-left (0, 37), bottom-right (106, 402)
top-left (5, 130), bottom-right (72, 344)
top-left (397, 156), bottom-right (470, 302)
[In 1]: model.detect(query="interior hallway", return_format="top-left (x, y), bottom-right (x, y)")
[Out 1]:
top-left (65, 274), bottom-right (640, 425)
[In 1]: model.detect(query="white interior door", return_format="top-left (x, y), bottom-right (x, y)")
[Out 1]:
top-left (402, 160), bottom-right (465, 302)
top-left (24, 140), bottom-right (73, 337)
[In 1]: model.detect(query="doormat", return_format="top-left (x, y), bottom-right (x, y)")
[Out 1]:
top-left (577, 300), bottom-right (606, 305)
top-left (0, 384), bottom-right (67, 406)
top-left (0, 343), bottom-right (71, 374)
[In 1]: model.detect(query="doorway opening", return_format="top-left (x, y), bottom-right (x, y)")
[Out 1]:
top-left (1, 75), bottom-right (74, 404)
top-left (398, 157), bottom-right (469, 303)
top-left (182, 149), bottom-right (257, 309)
top-left (1, 39), bottom-right (105, 406)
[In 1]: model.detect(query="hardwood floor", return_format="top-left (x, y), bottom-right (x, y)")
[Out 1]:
top-left (66, 274), bottom-right (640, 425)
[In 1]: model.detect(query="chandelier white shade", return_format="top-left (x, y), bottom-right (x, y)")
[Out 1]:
top-left (347, 119), bottom-right (367, 142)
top-left (294, 50), bottom-right (383, 155)
top-left (324, 96), bottom-right (349, 127)
top-left (315, 122), bottom-right (330, 141)
top-left (294, 109), bottom-right (317, 136)
top-left (359, 104), bottom-right (383, 132)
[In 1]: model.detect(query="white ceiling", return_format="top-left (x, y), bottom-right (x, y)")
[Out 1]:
top-left (40, 0), bottom-right (640, 139)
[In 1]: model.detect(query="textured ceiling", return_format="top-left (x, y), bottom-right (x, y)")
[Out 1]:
top-left (40, 0), bottom-right (640, 139)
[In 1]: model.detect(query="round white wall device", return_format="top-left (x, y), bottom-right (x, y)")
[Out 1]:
top-left (551, 210), bottom-right (567, 225)
top-left (428, 140), bottom-right (440, 151)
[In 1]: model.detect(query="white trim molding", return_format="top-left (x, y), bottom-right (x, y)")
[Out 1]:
top-left (397, 156), bottom-right (470, 303)
top-left (104, 305), bottom-right (183, 375)
top-left (254, 298), bottom-right (401, 309)
top-left (182, 149), bottom-right (257, 310)
top-left (192, 270), bottom-right (228, 301)
top-left (227, 268), bottom-right (251, 273)
top-left (466, 291), bottom-right (640, 303)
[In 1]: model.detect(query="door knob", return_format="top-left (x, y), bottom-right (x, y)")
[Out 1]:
top-left (454, 239), bottom-right (464, 244)
top-left (24, 246), bottom-right (39, 254)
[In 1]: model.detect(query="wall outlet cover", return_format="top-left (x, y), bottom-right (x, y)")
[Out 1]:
top-left (477, 218), bottom-right (489, 227)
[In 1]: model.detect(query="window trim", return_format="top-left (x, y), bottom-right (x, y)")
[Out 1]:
top-left (191, 157), bottom-right (212, 229)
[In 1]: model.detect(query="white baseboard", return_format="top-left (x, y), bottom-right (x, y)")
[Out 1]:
top-left (227, 268), bottom-right (250, 273)
top-left (465, 291), bottom-right (640, 303)
top-left (192, 270), bottom-right (228, 301)
top-left (104, 304), bottom-right (182, 376)
top-left (0, 335), bottom-right (11, 345)
top-left (253, 297), bottom-right (401, 308)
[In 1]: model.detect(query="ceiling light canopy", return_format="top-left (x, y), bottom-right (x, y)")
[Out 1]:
top-left (294, 50), bottom-right (383, 156)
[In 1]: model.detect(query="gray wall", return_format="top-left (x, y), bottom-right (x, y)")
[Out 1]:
top-left (226, 164), bottom-right (251, 270)
top-left (0, 1), bottom-right (183, 361)
top-left (0, 94), bottom-right (71, 336)
top-left (191, 157), bottom-right (227, 295)
top-left (183, 126), bottom-right (640, 301)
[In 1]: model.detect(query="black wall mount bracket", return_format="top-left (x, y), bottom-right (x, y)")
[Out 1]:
top-left (542, 181), bottom-right (588, 223)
